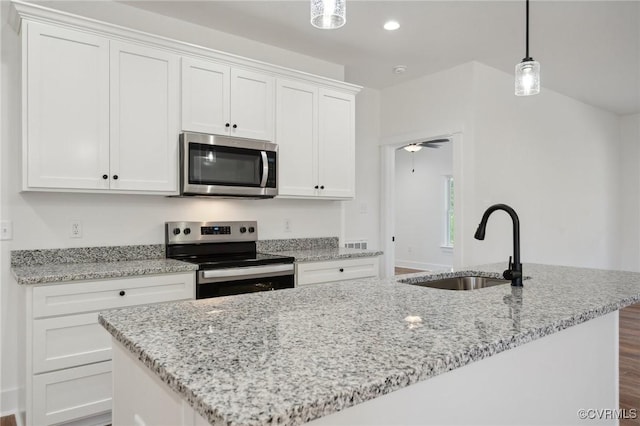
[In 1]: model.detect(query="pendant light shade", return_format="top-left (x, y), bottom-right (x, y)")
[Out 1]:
top-left (515, 60), bottom-right (540, 96)
top-left (515, 0), bottom-right (540, 96)
top-left (311, 0), bottom-right (346, 29)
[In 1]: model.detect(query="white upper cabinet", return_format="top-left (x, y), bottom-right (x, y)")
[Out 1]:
top-left (317, 89), bottom-right (355, 199)
top-left (181, 58), bottom-right (230, 136)
top-left (110, 41), bottom-right (179, 192)
top-left (25, 22), bottom-right (110, 190)
top-left (16, 3), bottom-right (360, 197)
top-left (276, 79), bottom-right (318, 197)
top-left (182, 58), bottom-right (274, 141)
top-left (276, 82), bottom-right (355, 199)
top-left (23, 22), bottom-right (180, 194)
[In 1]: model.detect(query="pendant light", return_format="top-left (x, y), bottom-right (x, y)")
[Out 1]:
top-left (515, 0), bottom-right (540, 96)
top-left (311, 0), bottom-right (346, 29)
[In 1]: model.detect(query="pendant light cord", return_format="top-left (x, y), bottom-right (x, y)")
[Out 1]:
top-left (525, 0), bottom-right (531, 60)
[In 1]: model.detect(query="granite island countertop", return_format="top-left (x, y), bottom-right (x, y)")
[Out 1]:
top-left (98, 263), bottom-right (640, 426)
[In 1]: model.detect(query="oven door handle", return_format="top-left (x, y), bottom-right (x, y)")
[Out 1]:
top-left (260, 151), bottom-right (269, 188)
top-left (199, 263), bottom-right (294, 283)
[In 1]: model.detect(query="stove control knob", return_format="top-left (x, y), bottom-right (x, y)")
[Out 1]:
top-left (248, 226), bottom-right (255, 233)
top-left (173, 228), bottom-right (181, 235)
top-left (239, 226), bottom-right (247, 233)
top-left (183, 228), bottom-right (191, 235)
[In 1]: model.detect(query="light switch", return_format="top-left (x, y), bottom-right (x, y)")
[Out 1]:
top-left (0, 220), bottom-right (13, 240)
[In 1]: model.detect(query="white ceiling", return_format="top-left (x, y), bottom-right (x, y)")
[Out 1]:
top-left (122, 0), bottom-right (640, 116)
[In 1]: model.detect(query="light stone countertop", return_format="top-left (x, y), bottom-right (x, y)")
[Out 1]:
top-left (11, 258), bottom-right (198, 285)
top-left (264, 247), bottom-right (383, 262)
top-left (98, 263), bottom-right (640, 426)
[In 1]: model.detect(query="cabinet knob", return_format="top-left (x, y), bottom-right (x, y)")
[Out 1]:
top-left (102, 174), bottom-right (108, 180)
top-left (314, 185), bottom-right (319, 189)
top-left (339, 268), bottom-right (344, 272)
top-left (113, 175), bottom-right (118, 180)
top-left (232, 124), bottom-right (238, 129)
top-left (119, 290), bottom-right (126, 296)
top-left (320, 185), bottom-right (325, 190)
top-left (225, 123), bottom-right (230, 128)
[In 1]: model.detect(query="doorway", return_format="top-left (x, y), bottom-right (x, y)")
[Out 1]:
top-left (394, 139), bottom-right (453, 274)
top-left (380, 132), bottom-right (464, 278)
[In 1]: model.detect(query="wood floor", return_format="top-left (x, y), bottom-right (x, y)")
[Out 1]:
top-left (620, 302), bottom-right (640, 426)
top-left (0, 415), bottom-right (17, 426)
top-left (394, 266), bottom-right (425, 275)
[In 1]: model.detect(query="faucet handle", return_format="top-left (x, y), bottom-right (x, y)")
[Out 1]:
top-left (508, 255), bottom-right (513, 269)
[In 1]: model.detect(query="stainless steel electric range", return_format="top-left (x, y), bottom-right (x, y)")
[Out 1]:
top-left (165, 221), bottom-right (295, 299)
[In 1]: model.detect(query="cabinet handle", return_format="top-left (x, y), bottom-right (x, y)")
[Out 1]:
top-left (113, 175), bottom-right (119, 180)
top-left (119, 290), bottom-right (126, 296)
top-left (102, 174), bottom-right (108, 180)
top-left (314, 185), bottom-right (319, 189)
top-left (232, 124), bottom-right (238, 129)
top-left (339, 268), bottom-right (344, 272)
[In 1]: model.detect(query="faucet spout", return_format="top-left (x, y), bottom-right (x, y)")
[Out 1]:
top-left (474, 204), bottom-right (523, 287)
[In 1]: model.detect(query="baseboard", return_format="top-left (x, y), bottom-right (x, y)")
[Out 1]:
top-left (395, 260), bottom-right (452, 271)
top-left (1, 387), bottom-right (22, 423)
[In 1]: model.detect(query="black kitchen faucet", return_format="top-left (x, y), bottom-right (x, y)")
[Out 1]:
top-left (474, 204), bottom-right (523, 287)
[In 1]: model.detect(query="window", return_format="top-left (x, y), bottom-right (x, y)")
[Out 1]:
top-left (443, 175), bottom-right (454, 248)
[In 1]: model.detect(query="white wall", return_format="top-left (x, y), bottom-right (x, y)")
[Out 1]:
top-left (0, 1), bottom-right (349, 415)
top-left (394, 142), bottom-right (453, 270)
top-left (468, 62), bottom-right (622, 270)
top-left (343, 88), bottom-right (381, 250)
top-left (618, 113), bottom-right (640, 271)
top-left (381, 61), bottom-right (625, 273)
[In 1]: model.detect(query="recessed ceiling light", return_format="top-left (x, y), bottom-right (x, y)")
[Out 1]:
top-left (392, 65), bottom-right (407, 74)
top-left (384, 20), bottom-right (400, 31)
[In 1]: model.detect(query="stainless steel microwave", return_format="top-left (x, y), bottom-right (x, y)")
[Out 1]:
top-left (180, 132), bottom-right (278, 198)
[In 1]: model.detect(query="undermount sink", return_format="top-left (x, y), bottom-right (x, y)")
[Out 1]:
top-left (400, 275), bottom-right (510, 291)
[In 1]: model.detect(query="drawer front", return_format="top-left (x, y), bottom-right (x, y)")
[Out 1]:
top-left (32, 361), bottom-right (112, 426)
top-left (32, 272), bottom-right (195, 318)
top-left (296, 257), bottom-right (379, 286)
top-left (33, 312), bottom-right (111, 374)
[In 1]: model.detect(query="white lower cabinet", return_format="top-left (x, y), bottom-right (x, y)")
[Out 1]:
top-left (25, 272), bottom-right (195, 426)
top-left (296, 257), bottom-right (379, 287)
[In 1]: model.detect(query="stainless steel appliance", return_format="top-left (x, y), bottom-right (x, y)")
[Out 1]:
top-left (180, 132), bottom-right (278, 198)
top-left (166, 221), bottom-right (294, 299)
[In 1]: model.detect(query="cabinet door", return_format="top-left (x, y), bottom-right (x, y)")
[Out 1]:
top-left (110, 41), bottom-right (179, 193)
top-left (25, 22), bottom-right (110, 190)
top-left (181, 57), bottom-right (231, 135)
top-left (230, 68), bottom-right (275, 141)
top-left (32, 361), bottom-right (112, 426)
top-left (317, 89), bottom-right (355, 199)
top-left (33, 312), bottom-right (111, 374)
top-left (275, 79), bottom-right (318, 197)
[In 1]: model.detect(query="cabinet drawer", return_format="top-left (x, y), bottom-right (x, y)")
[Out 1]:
top-left (32, 272), bottom-right (194, 318)
top-left (33, 312), bottom-right (111, 374)
top-left (32, 361), bottom-right (112, 426)
top-left (296, 257), bottom-right (379, 287)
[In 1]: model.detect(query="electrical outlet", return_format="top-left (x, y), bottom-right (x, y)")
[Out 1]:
top-left (70, 221), bottom-right (82, 238)
top-left (284, 218), bottom-right (291, 233)
top-left (0, 220), bottom-right (13, 240)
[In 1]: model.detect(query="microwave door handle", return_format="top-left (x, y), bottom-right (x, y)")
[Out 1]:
top-left (260, 151), bottom-right (269, 188)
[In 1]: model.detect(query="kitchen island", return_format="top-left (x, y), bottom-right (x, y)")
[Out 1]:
top-left (99, 263), bottom-right (640, 425)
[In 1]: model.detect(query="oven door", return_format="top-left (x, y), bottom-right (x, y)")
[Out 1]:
top-left (181, 132), bottom-right (277, 197)
top-left (196, 264), bottom-right (294, 299)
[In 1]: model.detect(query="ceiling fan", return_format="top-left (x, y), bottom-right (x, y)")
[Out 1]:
top-left (401, 138), bottom-right (450, 152)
